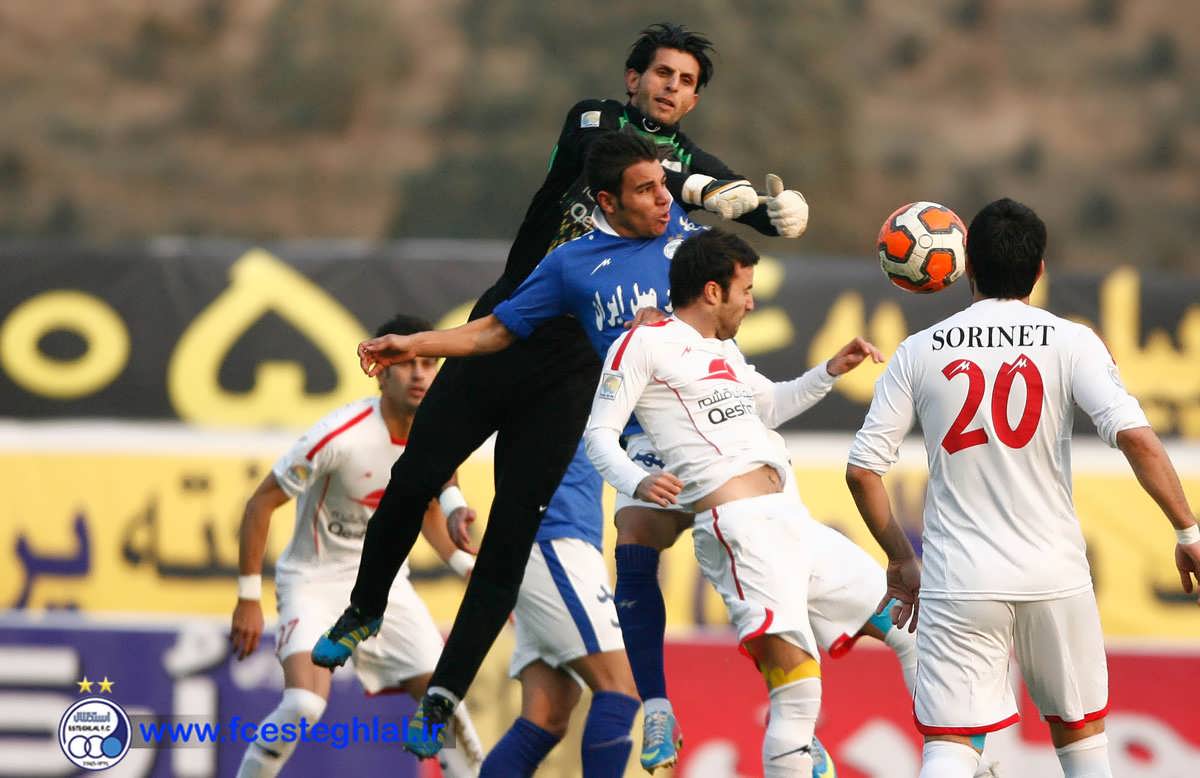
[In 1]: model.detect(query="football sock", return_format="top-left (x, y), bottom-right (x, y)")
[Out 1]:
top-left (1056, 733), bottom-right (1112, 778)
top-left (479, 717), bottom-right (561, 778)
top-left (581, 691), bottom-right (639, 777)
top-left (882, 620), bottom-right (919, 694)
top-left (614, 544), bottom-right (667, 701)
top-left (919, 740), bottom-right (980, 778)
top-left (762, 677), bottom-right (820, 778)
top-left (235, 688), bottom-right (327, 778)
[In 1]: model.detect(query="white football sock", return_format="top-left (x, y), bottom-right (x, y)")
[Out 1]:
top-left (883, 624), bottom-right (918, 694)
top-left (761, 678), bottom-right (820, 778)
top-left (1055, 733), bottom-right (1112, 778)
top-left (235, 688), bottom-right (327, 778)
top-left (919, 740), bottom-right (980, 778)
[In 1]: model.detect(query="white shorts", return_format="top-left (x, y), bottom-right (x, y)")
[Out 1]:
top-left (914, 591), bottom-right (1109, 735)
top-left (693, 492), bottom-right (820, 659)
top-left (509, 537), bottom-right (625, 678)
top-left (274, 575), bottom-right (444, 694)
top-left (806, 520), bottom-right (888, 654)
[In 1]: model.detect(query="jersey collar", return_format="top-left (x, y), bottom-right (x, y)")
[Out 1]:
top-left (591, 207), bottom-right (619, 237)
top-left (623, 103), bottom-right (679, 137)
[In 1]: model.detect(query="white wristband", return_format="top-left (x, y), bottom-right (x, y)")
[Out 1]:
top-left (439, 486), bottom-right (468, 516)
top-left (237, 575), bottom-right (262, 600)
top-left (1176, 525), bottom-right (1200, 545)
top-left (448, 550), bottom-right (475, 578)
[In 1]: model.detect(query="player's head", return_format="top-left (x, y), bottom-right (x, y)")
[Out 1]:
top-left (587, 132), bottom-right (672, 239)
top-left (966, 198), bottom-right (1047, 300)
top-left (625, 22), bottom-right (713, 127)
top-left (373, 314), bottom-right (438, 413)
top-left (669, 228), bottom-right (759, 339)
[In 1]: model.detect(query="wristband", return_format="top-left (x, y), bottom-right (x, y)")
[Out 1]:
top-left (439, 486), bottom-right (468, 516)
top-left (1176, 525), bottom-right (1200, 545)
top-left (448, 550), bottom-right (475, 578)
top-left (237, 575), bottom-right (262, 600)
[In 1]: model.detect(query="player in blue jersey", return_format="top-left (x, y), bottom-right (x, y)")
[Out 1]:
top-left (358, 133), bottom-right (673, 777)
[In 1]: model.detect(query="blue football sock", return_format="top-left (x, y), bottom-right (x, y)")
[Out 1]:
top-left (614, 544), bottom-right (667, 701)
top-left (581, 691), bottom-right (639, 777)
top-left (479, 717), bottom-right (560, 778)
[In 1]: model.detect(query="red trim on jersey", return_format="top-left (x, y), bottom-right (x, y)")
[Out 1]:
top-left (608, 318), bottom-right (672, 370)
top-left (828, 632), bottom-right (860, 659)
top-left (736, 608), bottom-right (775, 663)
top-left (306, 407), bottom-right (373, 460)
top-left (1045, 704), bottom-right (1109, 729)
top-left (390, 436), bottom-right (407, 446)
top-left (711, 507), bottom-right (743, 599)
top-left (914, 711), bottom-right (1020, 736)
top-left (312, 475), bottom-right (332, 557)
top-left (609, 326), bottom-right (640, 370)
top-left (654, 377), bottom-right (722, 456)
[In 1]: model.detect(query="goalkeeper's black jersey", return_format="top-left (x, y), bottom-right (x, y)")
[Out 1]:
top-left (473, 100), bottom-right (775, 322)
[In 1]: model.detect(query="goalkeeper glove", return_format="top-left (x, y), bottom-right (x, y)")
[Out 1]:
top-left (763, 173), bottom-right (809, 238)
top-left (682, 174), bottom-right (760, 220)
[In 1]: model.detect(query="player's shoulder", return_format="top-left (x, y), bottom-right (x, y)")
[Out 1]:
top-left (301, 397), bottom-right (379, 450)
top-left (606, 317), bottom-right (677, 360)
top-left (562, 98), bottom-right (624, 130)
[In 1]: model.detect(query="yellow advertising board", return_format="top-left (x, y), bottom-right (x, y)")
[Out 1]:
top-left (3, 439), bottom-right (1198, 640)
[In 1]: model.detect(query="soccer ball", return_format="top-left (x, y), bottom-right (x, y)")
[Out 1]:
top-left (877, 201), bottom-right (967, 293)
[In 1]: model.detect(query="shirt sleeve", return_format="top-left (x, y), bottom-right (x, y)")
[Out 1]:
top-left (848, 342), bottom-right (916, 474)
top-left (584, 327), bottom-right (656, 497)
top-left (738, 353), bottom-right (837, 429)
top-left (271, 417), bottom-right (340, 498)
top-left (1069, 326), bottom-right (1150, 447)
top-left (492, 249), bottom-right (567, 339)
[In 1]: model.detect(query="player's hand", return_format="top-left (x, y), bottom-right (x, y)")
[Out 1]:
top-left (447, 506), bottom-right (479, 554)
top-left (826, 337), bottom-right (884, 376)
top-left (634, 472), bottom-right (684, 507)
top-left (230, 599), bottom-right (264, 660)
top-left (683, 174), bottom-right (759, 220)
top-left (877, 557), bottom-right (921, 633)
top-left (762, 173), bottom-right (810, 238)
top-left (357, 334), bottom-right (417, 377)
top-left (625, 306), bottom-right (668, 329)
top-left (1176, 540), bottom-right (1200, 604)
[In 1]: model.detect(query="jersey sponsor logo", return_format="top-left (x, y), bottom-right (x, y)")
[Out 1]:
top-left (598, 372), bottom-right (623, 400)
top-left (593, 283), bottom-right (671, 331)
top-left (580, 110), bottom-right (601, 128)
top-left (663, 237), bottom-right (683, 259)
top-left (700, 358), bottom-right (739, 382)
top-left (705, 399), bottom-right (756, 425)
top-left (590, 257), bottom-right (613, 275)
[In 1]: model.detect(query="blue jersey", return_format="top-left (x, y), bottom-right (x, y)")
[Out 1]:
top-left (494, 202), bottom-right (701, 547)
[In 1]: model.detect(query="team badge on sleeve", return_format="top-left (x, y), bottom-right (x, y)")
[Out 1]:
top-left (580, 110), bottom-right (601, 129)
top-left (598, 373), bottom-right (623, 400)
top-left (287, 462), bottom-right (312, 483)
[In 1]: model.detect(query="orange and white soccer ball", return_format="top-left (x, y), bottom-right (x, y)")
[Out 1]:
top-left (877, 201), bottom-right (967, 293)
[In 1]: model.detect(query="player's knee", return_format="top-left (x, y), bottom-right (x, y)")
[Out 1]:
top-left (1049, 717), bottom-right (1106, 749)
top-left (280, 687), bottom-right (327, 724)
top-left (760, 656), bottom-right (821, 692)
top-left (614, 508), bottom-right (677, 549)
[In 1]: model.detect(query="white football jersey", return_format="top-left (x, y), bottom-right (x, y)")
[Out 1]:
top-left (848, 298), bottom-right (1149, 600)
top-left (585, 317), bottom-right (835, 507)
top-left (272, 397), bottom-right (411, 584)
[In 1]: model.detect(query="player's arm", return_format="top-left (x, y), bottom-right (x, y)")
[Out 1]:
top-left (584, 331), bottom-right (682, 506)
top-left (744, 336), bottom-right (883, 428)
top-left (845, 344), bottom-right (921, 630)
top-left (681, 145), bottom-right (808, 238)
top-left (231, 473), bottom-right (291, 660)
top-left (357, 315), bottom-right (516, 375)
top-left (1069, 328), bottom-right (1200, 599)
top-left (419, 489), bottom-right (475, 579)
